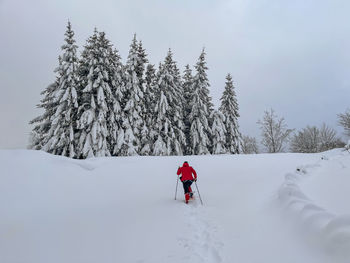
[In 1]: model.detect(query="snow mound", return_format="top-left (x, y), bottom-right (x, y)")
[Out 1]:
top-left (278, 150), bottom-right (350, 260)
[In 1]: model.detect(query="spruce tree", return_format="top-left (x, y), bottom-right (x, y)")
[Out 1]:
top-left (42, 22), bottom-right (79, 157)
top-left (194, 49), bottom-right (213, 115)
top-left (76, 30), bottom-right (118, 158)
top-left (144, 64), bottom-right (157, 123)
top-left (136, 40), bottom-right (152, 155)
top-left (211, 110), bottom-right (227, 154)
top-left (29, 75), bottom-right (60, 150)
top-left (136, 40), bottom-right (148, 89)
top-left (98, 34), bottom-right (125, 156)
top-left (143, 63), bottom-right (157, 153)
top-left (152, 50), bottom-right (186, 155)
top-left (121, 35), bottom-right (145, 155)
top-left (219, 73), bottom-right (241, 154)
top-left (182, 64), bottom-right (193, 154)
top-left (29, 23), bottom-right (77, 153)
top-left (189, 49), bottom-right (213, 155)
top-left (153, 64), bottom-right (172, 156)
top-left (167, 49), bottom-right (186, 154)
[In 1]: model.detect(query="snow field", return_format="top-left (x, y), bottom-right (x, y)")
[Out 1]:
top-left (278, 150), bottom-right (350, 262)
top-left (0, 149), bottom-right (348, 263)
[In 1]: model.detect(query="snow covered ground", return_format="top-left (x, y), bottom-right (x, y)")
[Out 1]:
top-left (0, 149), bottom-right (349, 263)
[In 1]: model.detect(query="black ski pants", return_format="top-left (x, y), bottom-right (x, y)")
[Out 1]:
top-left (182, 180), bottom-right (193, 194)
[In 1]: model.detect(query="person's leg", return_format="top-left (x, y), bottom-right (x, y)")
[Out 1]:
top-left (184, 181), bottom-right (194, 202)
top-left (182, 181), bottom-right (187, 194)
top-left (189, 184), bottom-right (194, 198)
top-left (183, 181), bottom-right (192, 193)
top-left (188, 181), bottom-right (193, 198)
top-left (183, 181), bottom-right (191, 203)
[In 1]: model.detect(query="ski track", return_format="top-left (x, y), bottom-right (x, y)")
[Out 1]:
top-left (178, 199), bottom-right (223, 263)
top-left (278, 152), bottom-right (350, 262)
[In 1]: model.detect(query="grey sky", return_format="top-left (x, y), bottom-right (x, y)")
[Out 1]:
top-left (0, 0), bottom-right (349, 149)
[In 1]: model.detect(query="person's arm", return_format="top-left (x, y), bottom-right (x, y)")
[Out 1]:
top-left (191, 167), bottom-right (197, 181)
top-left (177, 167), bottom-right (182, 175)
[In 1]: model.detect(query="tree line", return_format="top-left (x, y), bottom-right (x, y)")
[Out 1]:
top-left (29, 22), bottom-right (348, 158)
top-left (241, 109), bottom-right (346, 154)
top-left (29, 22), bottom-right (241, 158)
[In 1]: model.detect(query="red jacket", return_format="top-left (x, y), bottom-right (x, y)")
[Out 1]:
top-left (177, 162), bottom-right (197, 181)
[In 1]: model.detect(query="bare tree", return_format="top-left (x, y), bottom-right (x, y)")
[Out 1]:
top-left (291, 126), bottom-right (319, 153)
top-left (241, 135), bottom-right (259, 154)
top-left (257, 109), bottom-right (293, 153)
top-left (291, 123), bottom-right (344, 153)
top-left (319, 123), bottom-right (337, 152)
top-left (338, 109), bottom-right (350, 136)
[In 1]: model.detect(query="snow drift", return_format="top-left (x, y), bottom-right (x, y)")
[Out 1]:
top-left (278, 149), bottom-right (350, 262)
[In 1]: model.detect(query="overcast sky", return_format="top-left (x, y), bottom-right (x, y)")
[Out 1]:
top-left (0, 0), bottom-right (349, 149)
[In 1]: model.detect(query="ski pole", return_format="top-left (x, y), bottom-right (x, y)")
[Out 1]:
top-left (175, 174), bottom-right (180, 200)
top-left (194, 180), bottom-right (203, 205)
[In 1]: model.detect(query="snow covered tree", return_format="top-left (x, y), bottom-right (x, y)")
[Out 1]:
top-left (183, 64), bottom-right (193, 114)
top-left (29, 75), bottom-right (60, 150)
top-left (29, 22), bottom-right (78, 155)
top-left (117, 118), bottom-right (138, 156)
top-left (104, 38), bottom-right (125, 156)
top-left (258, 109), bottom-right (293, 153)
top-left (219, 73), bottom-right (241, 154)
top-left (41, 21), bottom-right (79, 157)
top-left (182, 64), bottom-right (194, 155)
top-left (291, 126), bottom-right (319, 153)
top-left (136, 39), bottom-right (152, 155)
top-left (136, 40), bottom-right (148, 89)
top-left (241, 135), bottom-right (259, 154)
top-left (318, 123), bottom-right (341, 152)
top-left (291, 124), bottom-right (343, 153)
top-left (76, 30), bottom-right (121, 158)
top-left (152, 73), bottom-right (172, 155)
top-left (188, 49), bottom-right (213, 155)
top-left (194, 49), bottom-right (214, 115)
top-left (143, 63), bottom-right (158, 153)
top-left (338, 109), bottom-right (350, 136)
top-left (120, 35), bottom-right (146, 155)
top-left (167, 50), bottom-right (186, 154)
top-left (210, 110), bottom-right (227, 154)
top-left (144, 64), bottom-right (157, 124)
top-left (152, 50), bottom-right (186, 155)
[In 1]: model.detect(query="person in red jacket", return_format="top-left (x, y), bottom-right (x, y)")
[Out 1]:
top-left (177, 161), bottom-right (197, 203)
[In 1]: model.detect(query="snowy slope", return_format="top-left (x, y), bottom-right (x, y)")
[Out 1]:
top-left (0, 149), bottom-right (349, 263)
